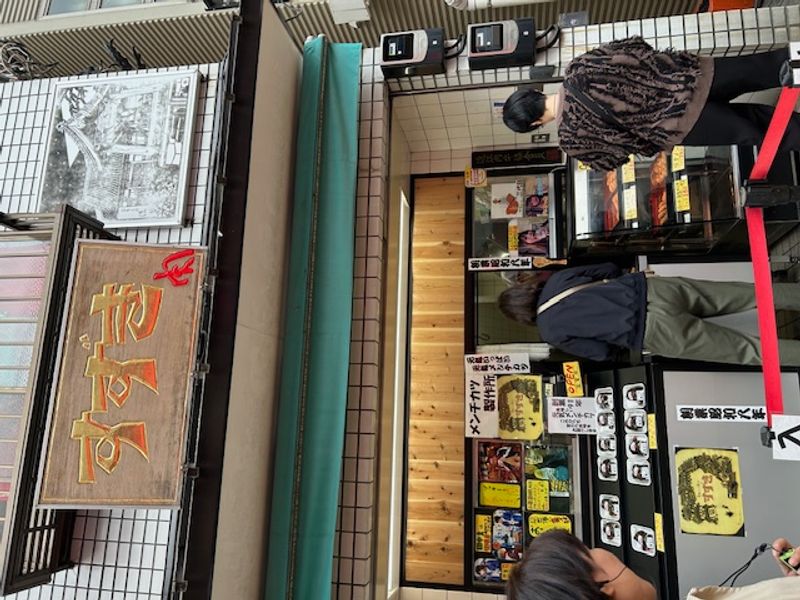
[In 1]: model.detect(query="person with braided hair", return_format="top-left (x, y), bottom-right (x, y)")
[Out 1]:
top-left (502, 38), bottom-right (797, 172)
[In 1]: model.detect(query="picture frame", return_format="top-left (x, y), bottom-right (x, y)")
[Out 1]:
top-left (36, 69), bottom-right (201, 229)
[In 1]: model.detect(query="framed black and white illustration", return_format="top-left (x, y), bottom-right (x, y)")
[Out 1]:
top-left (37, 69), bottom-right (201, 228)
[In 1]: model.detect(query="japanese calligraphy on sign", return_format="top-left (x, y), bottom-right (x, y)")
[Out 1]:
top-left (498, 375), bottom-right (543, 441)
top-left (464, 354), bottom-right (530, 375)
top-left (467, 256), bottom-right (533, 272)
top-left (676, 405), bottom-right (767, 424)
top-left (39, 241), bottom-right (206, 507)
top-left (465, 373), bottom-right (499, 438)
top-left (675, 447), bottom-right (745, 537)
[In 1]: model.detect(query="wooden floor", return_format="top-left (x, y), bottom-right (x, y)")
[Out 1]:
top-left (405, 177), bottom-right (465, 585)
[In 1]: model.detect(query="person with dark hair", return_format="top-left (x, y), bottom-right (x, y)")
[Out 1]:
top-left (497, 263), bottom-right (800, 365)
top-left (506, 530), bottom-right (656, 600)
top-left (502, 38), bottom-right (797, 172)
top-left (508, 531), bottom-right (800, 600)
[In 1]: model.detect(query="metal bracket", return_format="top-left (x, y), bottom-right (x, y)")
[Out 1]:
top-left (192, 363), bottom-right (211, 380)
top-left (172, 579), bottom-right (189, 593)
top-left (761, 425), bottom-right (775, 448)
top-left (182, 464), bottom-right (200, 479)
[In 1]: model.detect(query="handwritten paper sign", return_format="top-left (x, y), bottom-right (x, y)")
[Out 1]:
top-left (479, 482), bottom-right (521, 508)
top-left (527, 480), bottom-right (550, 511)
top-left (622, 155), bottom-right (636, 184)
top-left (465, 373), bottom-right (499, 438)
top-left (547, 397), bottom-right (597, 435)
top-left (562, 361), bottom-right (584, 397)
top-left (528, 513), bottom-right (572, 538)
top-left (672, 145), bottom-right (686, 172)
top-left (623, 186), bottom-right (638, 221)
top-left (677, 405), bottom-right (767, 423)
top-left (465, 354), bottom-right (530, 374)
top-left (674, 176), bottom-right (690, 213)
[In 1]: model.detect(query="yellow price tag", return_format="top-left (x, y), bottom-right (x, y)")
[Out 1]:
top-left (674, 177), bottom-right (690, 213)
top-left (672, 146), bottom-right (686, 172)
top-left (648, 413), bottom-right (657, 450)
top-left (527, 480), bottom-right (550, 512)
top-left (624, 187), bottom-right (638, 221)
top-left (508, 220), bottom-right (518, 255)
top-left (654, 513), bottom-right (665, 553)
top-left (622, 156), bottom-right (636, 184)
top-left (563, 361), bottom-right (584, 398)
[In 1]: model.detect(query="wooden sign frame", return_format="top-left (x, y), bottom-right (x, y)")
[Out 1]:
top-left (37, 240), bottom-right (206, 508)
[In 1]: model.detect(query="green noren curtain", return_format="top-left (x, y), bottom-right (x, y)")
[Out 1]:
top-left (265, 37), bottom-right (362, 599)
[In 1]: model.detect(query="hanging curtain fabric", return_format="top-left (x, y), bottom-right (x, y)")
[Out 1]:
top-left (265, 36), bottom-right (361, 599)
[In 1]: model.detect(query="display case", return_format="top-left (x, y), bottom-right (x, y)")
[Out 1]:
top-left (569, 146), bottom-right (750, 257)
top-left (469, 168), bottom-right (567, 349)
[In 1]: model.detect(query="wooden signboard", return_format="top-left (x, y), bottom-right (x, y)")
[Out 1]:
top-left (38, 241), bottom-right (206, 507)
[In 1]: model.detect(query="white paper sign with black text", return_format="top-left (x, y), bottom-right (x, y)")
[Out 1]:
top-left (547, 396), bottom-right (597, 435)
top-left (772, 414), bottom-right (800, 461)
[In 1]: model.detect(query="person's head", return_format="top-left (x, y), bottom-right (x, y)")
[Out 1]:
top-left (497, 273), bottom-right (552, 325)
top-left (503, 88), bottom-right (550, 133)
top-left (506, 531), bottom-right (656, 600)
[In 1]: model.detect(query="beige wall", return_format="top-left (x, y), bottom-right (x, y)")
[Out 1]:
top-left (210, 5), bottom-right (300, 600)
top-left (374, 113), bottom-right (411, 600)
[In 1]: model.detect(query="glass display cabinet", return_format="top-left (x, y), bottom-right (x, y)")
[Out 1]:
top-left (569, 146), bottom-right (746, 257)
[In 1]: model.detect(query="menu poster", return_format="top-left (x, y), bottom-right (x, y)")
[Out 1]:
top-left (475, 512), bottom-right (493, 553)
top-left (675, 447), bottom-right (745, 537)
top-left (474, 558), bottom-right (502, 583)
top-left (497, 375), bottom-right (544, 440)
top-left (516, 218), bottom-right (549, 257)
top-left (477, 441), bottom-right (523, 483)
top-left (492, 509), bottom-right (524, 561)
top-left (523, 175), bottom-right (549, 218)
top-left (491, 182), bottom-right (524, 219)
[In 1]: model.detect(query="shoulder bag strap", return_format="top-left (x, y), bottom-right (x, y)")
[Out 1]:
top-left (562, 79), bottom-right (626, 131)
top-left (537, 279), bottom-right (609, 316)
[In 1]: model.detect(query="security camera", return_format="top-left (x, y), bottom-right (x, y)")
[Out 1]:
top-left (380, 28), bottom-right (446, 78)
top-left (468, 19), bottom-right (535, 70)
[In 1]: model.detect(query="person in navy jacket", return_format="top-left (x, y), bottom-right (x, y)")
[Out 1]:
top-left (498, 263), bottom-right (800, 365)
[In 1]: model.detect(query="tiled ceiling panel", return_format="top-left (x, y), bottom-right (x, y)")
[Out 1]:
top-left (274, 0), bottom-right (697, 48)
top-left (394, 84), bottom-right (560, 153)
